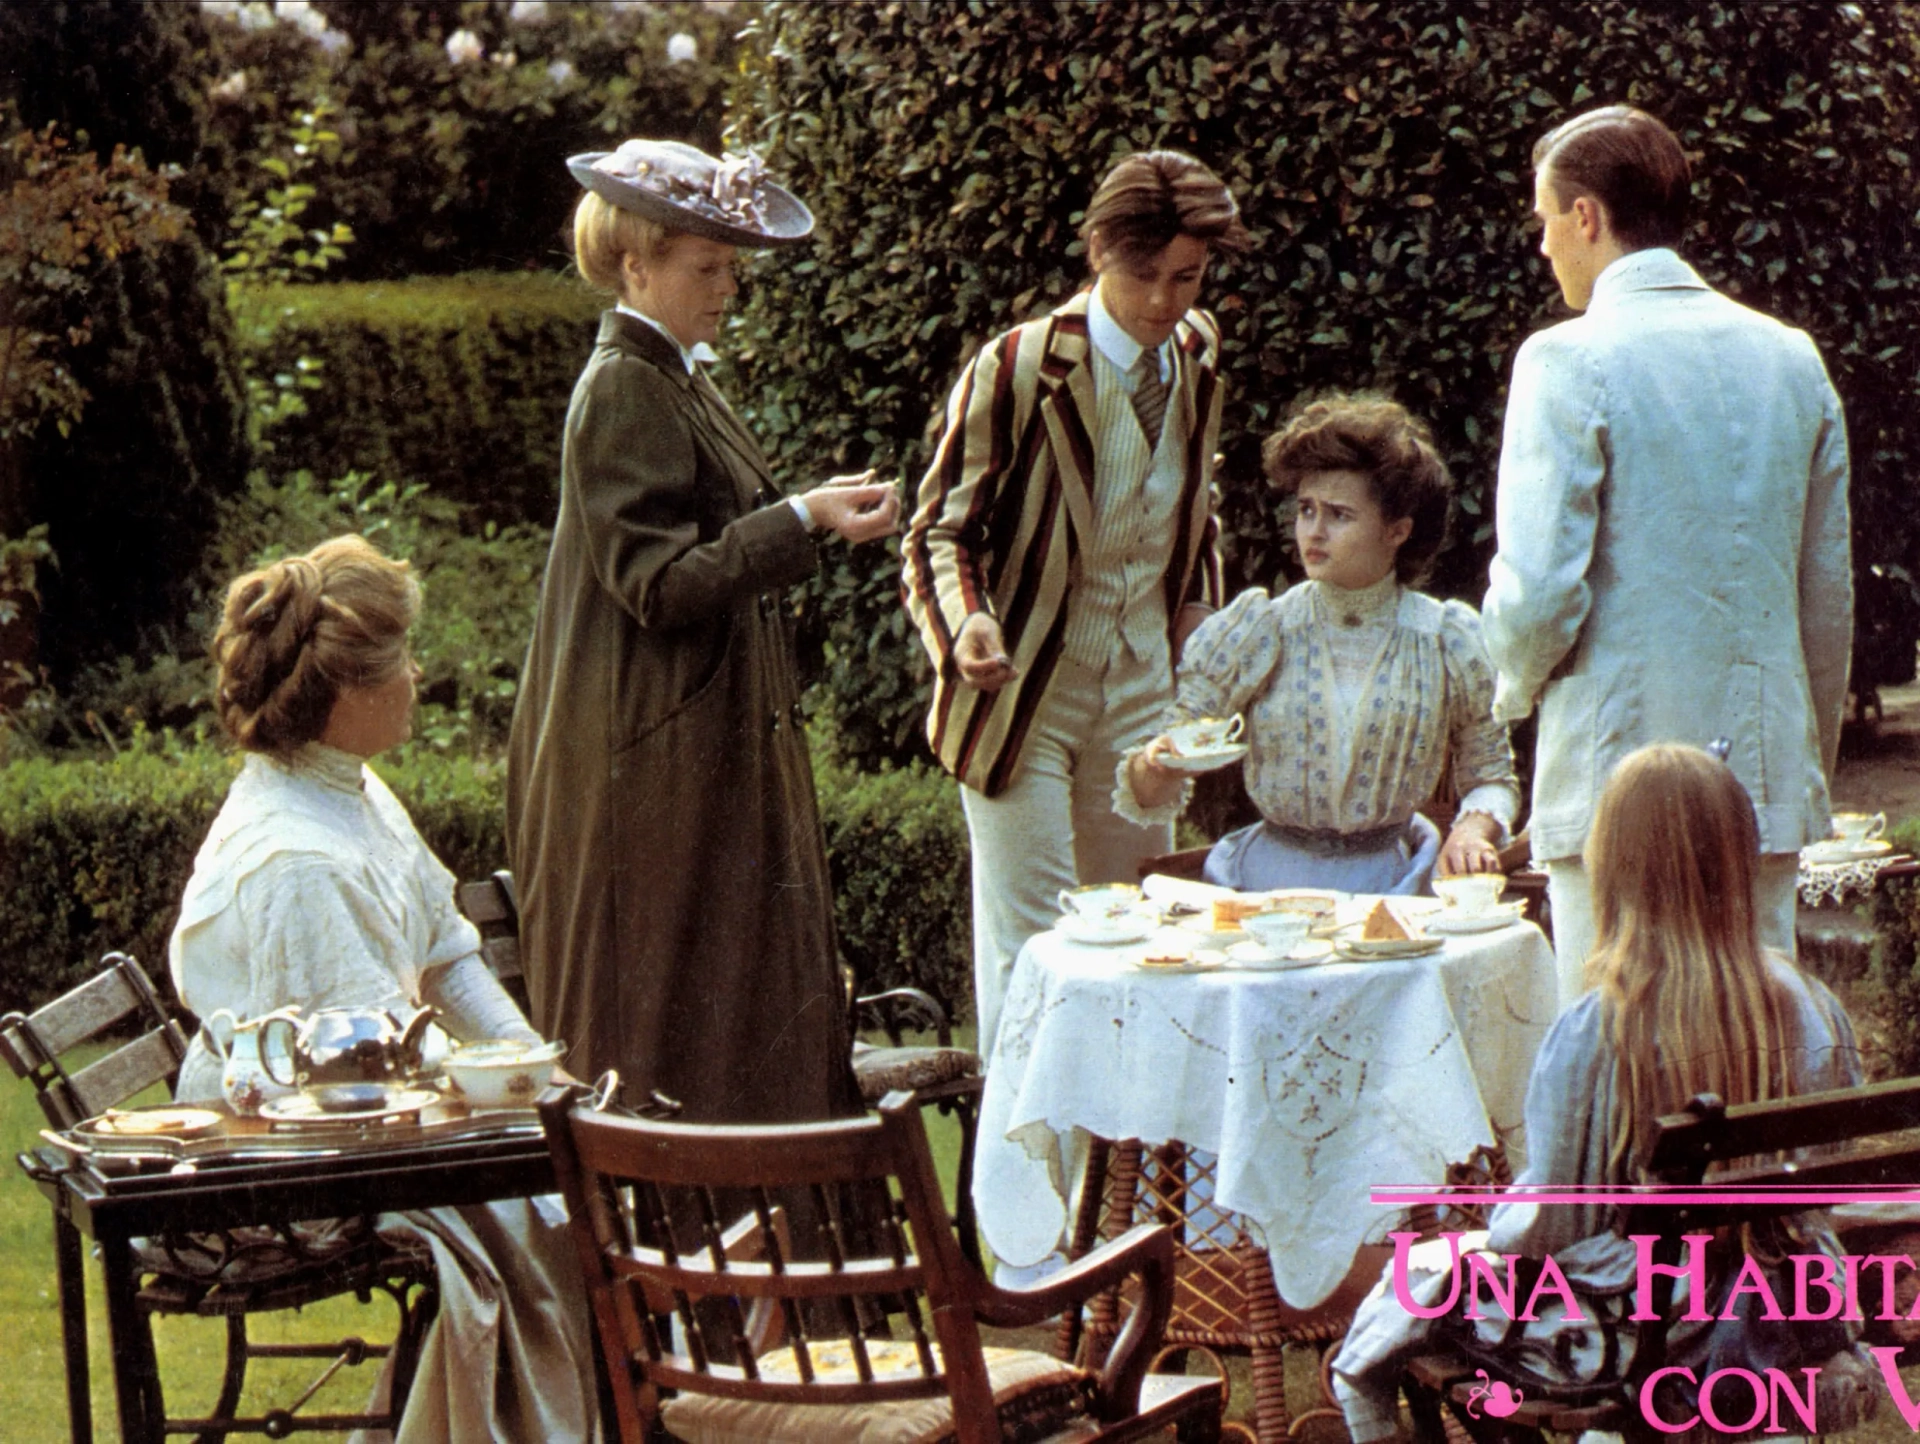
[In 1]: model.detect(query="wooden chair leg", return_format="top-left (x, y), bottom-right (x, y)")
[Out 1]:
top-left (54, 1212), bottom-right (93, 1444)
top-left (195, 1313), bottom-right (248, 1444)
top-left (1056, 1135), bottom-right (1113, 1363)
top-left (1242, 1244), bottom-right (1291, 1444)
top-left (947, 1091), bottom-right (984, 1271)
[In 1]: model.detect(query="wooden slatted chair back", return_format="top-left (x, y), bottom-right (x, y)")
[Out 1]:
top-left (540, 1089), bottom-right (1001, 1437)
top-left (1407, 1076), bottom-right (1920, 1442)
top-left (0, 952), bottom-right (187, 1127)
top-left (455, 870), bottom-right (525, 995)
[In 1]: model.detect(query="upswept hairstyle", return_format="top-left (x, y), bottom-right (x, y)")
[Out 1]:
top-left (1533, 105), bottom-right (1691, 251)
top-left (1261, 392), bottom-right (1453, 585)
top-left (213, 535), bottom-right (420, 757)
top-left (572, 190), bottom-right (679, 294)
top-left (1080, 149), bottom-right (1251, 265)
top-left (1583, 744), bottom-right (1800, 1177)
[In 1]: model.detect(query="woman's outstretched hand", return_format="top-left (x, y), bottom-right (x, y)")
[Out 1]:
top-left (1438, 811), bottom-right (1504, 876)
top-left (1127, 735), bottom-right (1186, 810)
top-left (802, 469), bottom-right (901, 543)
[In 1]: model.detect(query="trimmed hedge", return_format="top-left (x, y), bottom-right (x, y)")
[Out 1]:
top-left (728, 0), bottom-right (1920, 768)
top-left (0, 739), bottom-right (974, 1023)
top-left (237, 273), bottom-right (604, 523)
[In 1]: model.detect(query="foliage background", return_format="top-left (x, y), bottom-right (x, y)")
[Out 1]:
top-left (727, 0), bottom-right (1920, 766)
top-left (0, 732), bottom-right (972, 1019)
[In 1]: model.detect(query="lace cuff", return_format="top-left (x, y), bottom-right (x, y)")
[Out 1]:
top-left (1112, 748), bottom-right (1191, 830)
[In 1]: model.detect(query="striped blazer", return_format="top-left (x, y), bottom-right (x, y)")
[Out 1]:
top-left (902, 290), bottom-right (1226, 795)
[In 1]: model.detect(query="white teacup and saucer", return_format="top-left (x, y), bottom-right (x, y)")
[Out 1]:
top-left (1805, 812), bottom-right (1893, 865)
top-left (1056, 883), bottom-right (1155, 944)
top-left (1157, 715), bottom-right (1250, 774)
top-left (1225, 908), bottom-right (1331, 968)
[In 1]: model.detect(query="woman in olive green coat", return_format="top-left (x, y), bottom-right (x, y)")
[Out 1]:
top-left (507, 141), bottom-right (899, 1123)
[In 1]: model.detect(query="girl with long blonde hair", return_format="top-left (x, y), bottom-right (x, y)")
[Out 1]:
top-left (1333, 744), bottom-right (1864, 1443)
top-left (1583, 743), bottom-right (1800, 1179)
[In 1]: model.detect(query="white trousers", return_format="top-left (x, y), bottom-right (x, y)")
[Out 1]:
top-left (960, 653), bottom-right (1172, 1057)
top-left (1544, 852), bottom-right (1800, 1010)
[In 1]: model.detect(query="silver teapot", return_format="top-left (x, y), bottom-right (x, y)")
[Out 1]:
top-left (260, 1005), bottom-right (436, 1089)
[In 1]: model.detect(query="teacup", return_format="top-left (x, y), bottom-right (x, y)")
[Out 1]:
top-left (1165, 714), bottom-right (1245, 755)
top-left (1242, 909), bottom-right (1312, 956)
top-left (1832, 811), bottom-right (1887, 846)
top-left (1433, 873), bottom-right (1507, 915)
top-left (1058, 882), bottom-right (1144, 922)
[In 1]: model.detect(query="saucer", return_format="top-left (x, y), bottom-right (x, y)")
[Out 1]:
top-left (1802, 839), bottom-right (1894, 865)
top-left (86, 1106), bottom-right (222, 1139)
top-left (1133, 951), bottom-right (1225, 974)
top-left (1226, 938), bottom-right (1334, 970)
top-left (1333, 936), bottom-right (1445, 960)
top-left (1156, 742), bottom-right (1250, 774)
top-left (1425, 902), bottom-right (1528, 935)
top-left (1057, 912), bottom-right (1156, 945)
top-left (261, 1086), bottom-right (440, 1127)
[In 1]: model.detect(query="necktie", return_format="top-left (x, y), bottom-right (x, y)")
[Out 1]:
top-left (1131, 350), bottom-right (1169, 446)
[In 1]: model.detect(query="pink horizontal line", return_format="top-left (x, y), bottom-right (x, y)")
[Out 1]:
top-left (1371, 1186), bottom-right (1920, 1207)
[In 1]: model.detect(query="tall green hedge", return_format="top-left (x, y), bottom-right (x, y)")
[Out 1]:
top-left (237, 273), bottom-right (604, 523)
top-left (0, 738), bottom-right (973, 1022)
top-left (728, 0), bottom-right (1920, 767)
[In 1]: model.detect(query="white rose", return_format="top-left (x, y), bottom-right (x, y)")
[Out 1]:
top-left (445, 28), bottom-right (484, 65)
top-left (666, 31), bottom-right (698, 63)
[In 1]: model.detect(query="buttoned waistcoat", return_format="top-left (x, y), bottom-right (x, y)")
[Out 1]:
top-left (1482, 249), bottom-right (1852, 859)
top-left (901, 291), bottom-right (1226, 796)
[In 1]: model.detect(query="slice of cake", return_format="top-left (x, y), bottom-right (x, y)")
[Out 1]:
top-left (1361, 899), bottom-right (1411, 941)
top-left (1212, 896), bottom-right (1269, 932)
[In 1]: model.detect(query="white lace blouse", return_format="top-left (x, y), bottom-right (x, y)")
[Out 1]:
top-left (169, 744), bottom-right (499, 1098)
top-left (1121, 579), bottom-right (1519, 835)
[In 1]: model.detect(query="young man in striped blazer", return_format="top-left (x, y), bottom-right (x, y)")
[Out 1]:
top-left (904, 150), bottom-right (1249, 1058)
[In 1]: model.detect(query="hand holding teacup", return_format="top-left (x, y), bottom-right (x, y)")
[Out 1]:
top-left (1129, 714), bottom-right (1246, 807)
top-left (1433, 872), bottom-right (1508, 915)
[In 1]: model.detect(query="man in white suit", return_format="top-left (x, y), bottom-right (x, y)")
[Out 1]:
top-left (1483, 105), bottom-right (1852, 1006)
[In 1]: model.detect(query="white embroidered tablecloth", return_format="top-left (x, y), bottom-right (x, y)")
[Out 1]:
top-left (973, 915), bottom-right (1557, 1310)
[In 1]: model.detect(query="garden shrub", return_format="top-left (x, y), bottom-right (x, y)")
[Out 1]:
top-left (199, 0), bottom-right (739, 280)
top-left (814, 750), bottom-right (974, 1023)
top-left (0, 733), bottom-right (975, 1023)
top-left (2, 0), bottom-right (256, 682)
top-left (729, 0), bottom-right (1920, 769)
top-left (234, 273), bottom-right (603, 525)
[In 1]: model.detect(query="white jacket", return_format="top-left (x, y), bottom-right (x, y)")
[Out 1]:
top-left (1483, 248), bottom-right (1852, 860)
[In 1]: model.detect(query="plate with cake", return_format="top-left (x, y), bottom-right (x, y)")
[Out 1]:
top-left (1332, 899), bottom-right (1444, 959)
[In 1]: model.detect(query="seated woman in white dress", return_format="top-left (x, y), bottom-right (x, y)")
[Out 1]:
top-left (1120, 393), bottom-right (1518, 894)
top-left (169, 535), bottom-right (597, 1444)
top-left (1331, 744), bottom-right (1868, 1440)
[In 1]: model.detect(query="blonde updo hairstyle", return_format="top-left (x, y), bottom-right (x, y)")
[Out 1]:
top-left (213, 535), bottom-right (420, 757)
top-left (572, 190), bottom-right (679, 294)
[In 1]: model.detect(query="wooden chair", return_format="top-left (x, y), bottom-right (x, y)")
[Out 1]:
top-left (455, 869), bottom-right (531, 1014)
top-left (851, 985), bottom-right (986, 1270)
top-left (2, 952), bottom-right (436, 1444)
top-left (1400, 1075), bottom-right (1920, 1443)
top-left (539, 1085), bottom-right (1227, 1443)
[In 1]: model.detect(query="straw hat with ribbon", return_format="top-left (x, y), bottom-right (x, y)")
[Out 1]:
top-left (566, 139), bottom-right (813, 248)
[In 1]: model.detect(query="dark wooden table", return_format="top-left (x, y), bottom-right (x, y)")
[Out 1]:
top-left (32, 1115), bottom-right (554, 1444)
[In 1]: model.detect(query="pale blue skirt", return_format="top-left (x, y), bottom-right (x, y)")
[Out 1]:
top-left (1202, 813), bottom-right (1441, 895)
